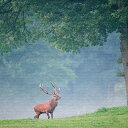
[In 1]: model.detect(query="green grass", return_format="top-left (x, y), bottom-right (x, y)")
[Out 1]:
top-left (0, 106), bottom-right (128, 128)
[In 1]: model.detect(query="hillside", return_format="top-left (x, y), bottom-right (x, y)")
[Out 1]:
top-left (0, 106), bottom-right (128, 128)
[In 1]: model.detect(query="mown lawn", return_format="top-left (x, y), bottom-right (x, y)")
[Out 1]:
top-left (0, 106), bottom-right (128, 128)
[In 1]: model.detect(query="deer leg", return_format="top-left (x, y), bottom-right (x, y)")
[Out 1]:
top-left (50, 113), bottom-right (53, 119)
top-left (34, 114), bottom-right (38, 119)
top-left (46, 112), bottom-right (50, 119)
top-left (34, 112), bottom-right (41, 119)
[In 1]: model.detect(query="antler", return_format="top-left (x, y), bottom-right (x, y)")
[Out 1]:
top-left (39, 83), bottom-right (52, 95)
top-left (51, 82), bottom-right (60, 94)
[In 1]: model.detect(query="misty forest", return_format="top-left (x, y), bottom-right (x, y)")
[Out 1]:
top-left (0, 0), bottom-right (128, 120)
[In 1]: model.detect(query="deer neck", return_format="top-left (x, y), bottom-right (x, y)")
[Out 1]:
top-left (49, 98), bottom-right (58, 107)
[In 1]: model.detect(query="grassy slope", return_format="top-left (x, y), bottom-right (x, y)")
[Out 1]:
top-left (0, 106), bottom-right (128, 128)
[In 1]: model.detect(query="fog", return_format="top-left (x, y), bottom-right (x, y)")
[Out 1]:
top-left (0, 33), bottom-right (126, 120)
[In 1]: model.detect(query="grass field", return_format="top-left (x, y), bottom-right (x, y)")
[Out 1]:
top-left (0, 106), bottom-right (128, 128)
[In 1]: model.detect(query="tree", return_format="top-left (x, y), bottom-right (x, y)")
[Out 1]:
top-left (0, 0), bottom-right (128, 104)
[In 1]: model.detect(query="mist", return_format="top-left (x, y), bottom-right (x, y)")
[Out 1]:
top-left (0, 33), bottom-right (126, 120)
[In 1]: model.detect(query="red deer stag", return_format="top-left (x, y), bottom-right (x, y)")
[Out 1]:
top-left (34, 83), bottom-right (61, 119)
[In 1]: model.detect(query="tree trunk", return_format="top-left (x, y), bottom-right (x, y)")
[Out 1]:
top-left (120, 28), bottom-right (128, 105)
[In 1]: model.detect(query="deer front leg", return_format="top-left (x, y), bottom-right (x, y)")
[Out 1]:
top-left (50, 113), bottom-right (53, 119)
top-left (46, 112), bottom-right (50, 119)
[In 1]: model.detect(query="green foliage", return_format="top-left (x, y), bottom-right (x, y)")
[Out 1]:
top-left (117, 57), bottom-right (122, 64)
top-left (0, 106), bottom-right (128, 128)
top-left (0, 0), bottom-right (128, 54)
top-left (116, 71), bottom-right (125, 77)
top-left (96, 107), bottom-right (108, 113)
top-left (0, 41), bottom-right (77, 91)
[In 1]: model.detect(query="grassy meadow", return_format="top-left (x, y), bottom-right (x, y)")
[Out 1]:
top-left (0, 106), bottom-right (128, 128)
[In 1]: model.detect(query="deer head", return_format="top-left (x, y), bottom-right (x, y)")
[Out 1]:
top-left (39, 82), bottom-right (61, 100)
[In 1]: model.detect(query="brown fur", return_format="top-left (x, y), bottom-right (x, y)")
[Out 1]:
top-left (34, 94), bottom-right (60, 119)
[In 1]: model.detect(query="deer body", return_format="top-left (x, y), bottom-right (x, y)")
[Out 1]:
top-left (34, 98), bottom-right (58, 117)
top-left (34, 83), bottom-right (60, 119)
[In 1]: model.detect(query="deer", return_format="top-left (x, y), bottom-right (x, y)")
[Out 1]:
top-left (34, 82), bottom-right (61, 119)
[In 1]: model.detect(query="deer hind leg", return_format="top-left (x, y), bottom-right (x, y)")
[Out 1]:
top-left (34, 112), bottom-right (41, 119)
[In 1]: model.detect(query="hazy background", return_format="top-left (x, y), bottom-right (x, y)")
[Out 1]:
top-left (0, 33), bottom-right (126, 120)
